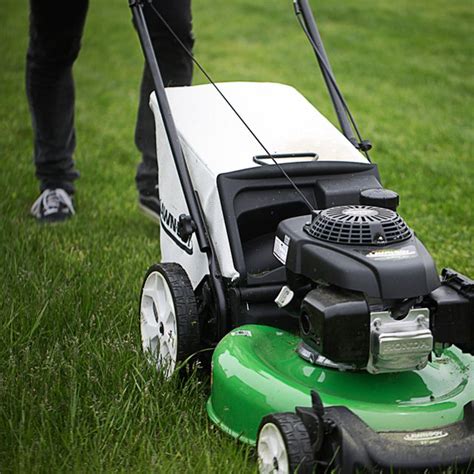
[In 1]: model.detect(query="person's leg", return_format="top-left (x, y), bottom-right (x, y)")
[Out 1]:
top-left (135, 0), bottom-right (194, 198)
top-left (26, 0), bottom-right (89, 195)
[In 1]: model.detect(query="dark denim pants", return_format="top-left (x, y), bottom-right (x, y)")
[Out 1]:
top-left (26, 0), bottom-right (193, 195)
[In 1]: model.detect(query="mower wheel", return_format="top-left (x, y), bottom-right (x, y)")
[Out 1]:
top-left (257, 413), bottom-right (314, 474)
top-left (139, 263), bottom-right (200, 378)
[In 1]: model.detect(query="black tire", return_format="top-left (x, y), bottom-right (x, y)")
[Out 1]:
top-left (257, 412), bottom-right (314, 474)
top-left (139, 262), bottom-right (200, 376)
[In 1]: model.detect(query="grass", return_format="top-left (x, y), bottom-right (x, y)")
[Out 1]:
top-left (0, 0), bottom-right (472, 472)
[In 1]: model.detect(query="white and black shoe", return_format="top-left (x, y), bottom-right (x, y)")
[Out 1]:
top-left (138, 192), bottom-right (160, 223)
top-left (31, 188), bottom-right (75, 223)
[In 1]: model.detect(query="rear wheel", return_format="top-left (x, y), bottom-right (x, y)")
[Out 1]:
top-left (257, 413), bottom-right (314, 474)
top-left (139, 263), bottom-right (200, 377)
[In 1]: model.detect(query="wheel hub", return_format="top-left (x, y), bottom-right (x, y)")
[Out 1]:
top-left (140, 271), bottom-right (178, 377)
top-left (257, 423), bottom-right (289, 474)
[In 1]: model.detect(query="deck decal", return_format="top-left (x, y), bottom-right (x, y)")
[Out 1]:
top-left (160, 201), bottom-right (193, 255)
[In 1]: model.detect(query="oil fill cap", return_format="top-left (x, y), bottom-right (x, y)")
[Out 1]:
top-left (360, 188), bottom-right (399, 211)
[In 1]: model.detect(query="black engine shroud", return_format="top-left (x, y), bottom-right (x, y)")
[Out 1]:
top-left (277, 210), bottom-right (439, 300)
top-left (276, 206), bottom-right (474, 366)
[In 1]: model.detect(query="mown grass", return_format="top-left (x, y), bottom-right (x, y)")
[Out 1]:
top-left (0, 0), bottom-right (472, 472)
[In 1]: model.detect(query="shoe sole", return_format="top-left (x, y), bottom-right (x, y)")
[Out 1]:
top-left (32, 213), bottom-right (73, 223)
top-left (138, 201), bottom-right (160, 223)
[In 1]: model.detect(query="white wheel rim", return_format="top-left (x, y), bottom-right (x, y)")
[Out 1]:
top-left (258, 423), bottom-right (289, 474)
top-left (140, 271), bottom-right (178, 377)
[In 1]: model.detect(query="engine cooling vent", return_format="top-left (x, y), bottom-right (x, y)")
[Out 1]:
top-left (305, 205), bottom-right (412, 245)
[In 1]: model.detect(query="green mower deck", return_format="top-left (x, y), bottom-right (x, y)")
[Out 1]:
top-left (207, 325), bottom-right (474, 444)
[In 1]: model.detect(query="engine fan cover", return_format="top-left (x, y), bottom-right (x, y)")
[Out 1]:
top-left (305, 205), bottom-right (412, 246)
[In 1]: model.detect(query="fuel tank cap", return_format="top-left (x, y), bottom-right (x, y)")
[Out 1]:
top-left (360, 188), bottom-right (399, 211)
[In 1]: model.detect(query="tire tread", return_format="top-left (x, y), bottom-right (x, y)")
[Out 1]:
top-left (143, 262), bottom-right (200, 368)
top-left (258, 412), bottom-right (314, 473)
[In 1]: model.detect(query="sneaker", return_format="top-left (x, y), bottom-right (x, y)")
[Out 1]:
top-left (31, 188), bottom-right (75, 222)
top-left (138, 192), bottom-right (160, 222)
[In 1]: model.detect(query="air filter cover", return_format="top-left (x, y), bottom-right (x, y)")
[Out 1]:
top-left (305, 205), bottom-right (412, 245)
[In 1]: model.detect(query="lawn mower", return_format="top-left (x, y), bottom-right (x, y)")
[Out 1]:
top-left (130, 0), bottom-right (474, 471)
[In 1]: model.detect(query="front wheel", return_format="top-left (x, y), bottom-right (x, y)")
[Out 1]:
top-left (257, 413), bottom-right (314, 474)
top-left (139, 263), bottom-right (200, 377)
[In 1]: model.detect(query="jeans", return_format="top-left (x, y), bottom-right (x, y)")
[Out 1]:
top-left (26, 0), bottom-right (194, 195)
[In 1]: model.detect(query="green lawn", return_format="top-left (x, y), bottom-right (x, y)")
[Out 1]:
top-left (0, 0), bottom-right (472, 472)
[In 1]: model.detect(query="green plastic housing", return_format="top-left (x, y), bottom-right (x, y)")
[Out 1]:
top-left (207, 325), bottom-right (474, 445)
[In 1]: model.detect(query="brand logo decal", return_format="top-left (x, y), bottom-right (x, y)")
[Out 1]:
top-left (366, 245), bottom-right (417, 261)
top-left (380, 338), bottom-right (433, 355)
top-left (160, 202), bottom-right (193, 255)
top-left (231, 330), bottom-right (252, 337)
top-left (403, 430), bottom-right (449, 444)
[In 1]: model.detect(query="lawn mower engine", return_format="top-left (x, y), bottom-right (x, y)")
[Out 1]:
top-left (275, 199), bottom-right (474, 374)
